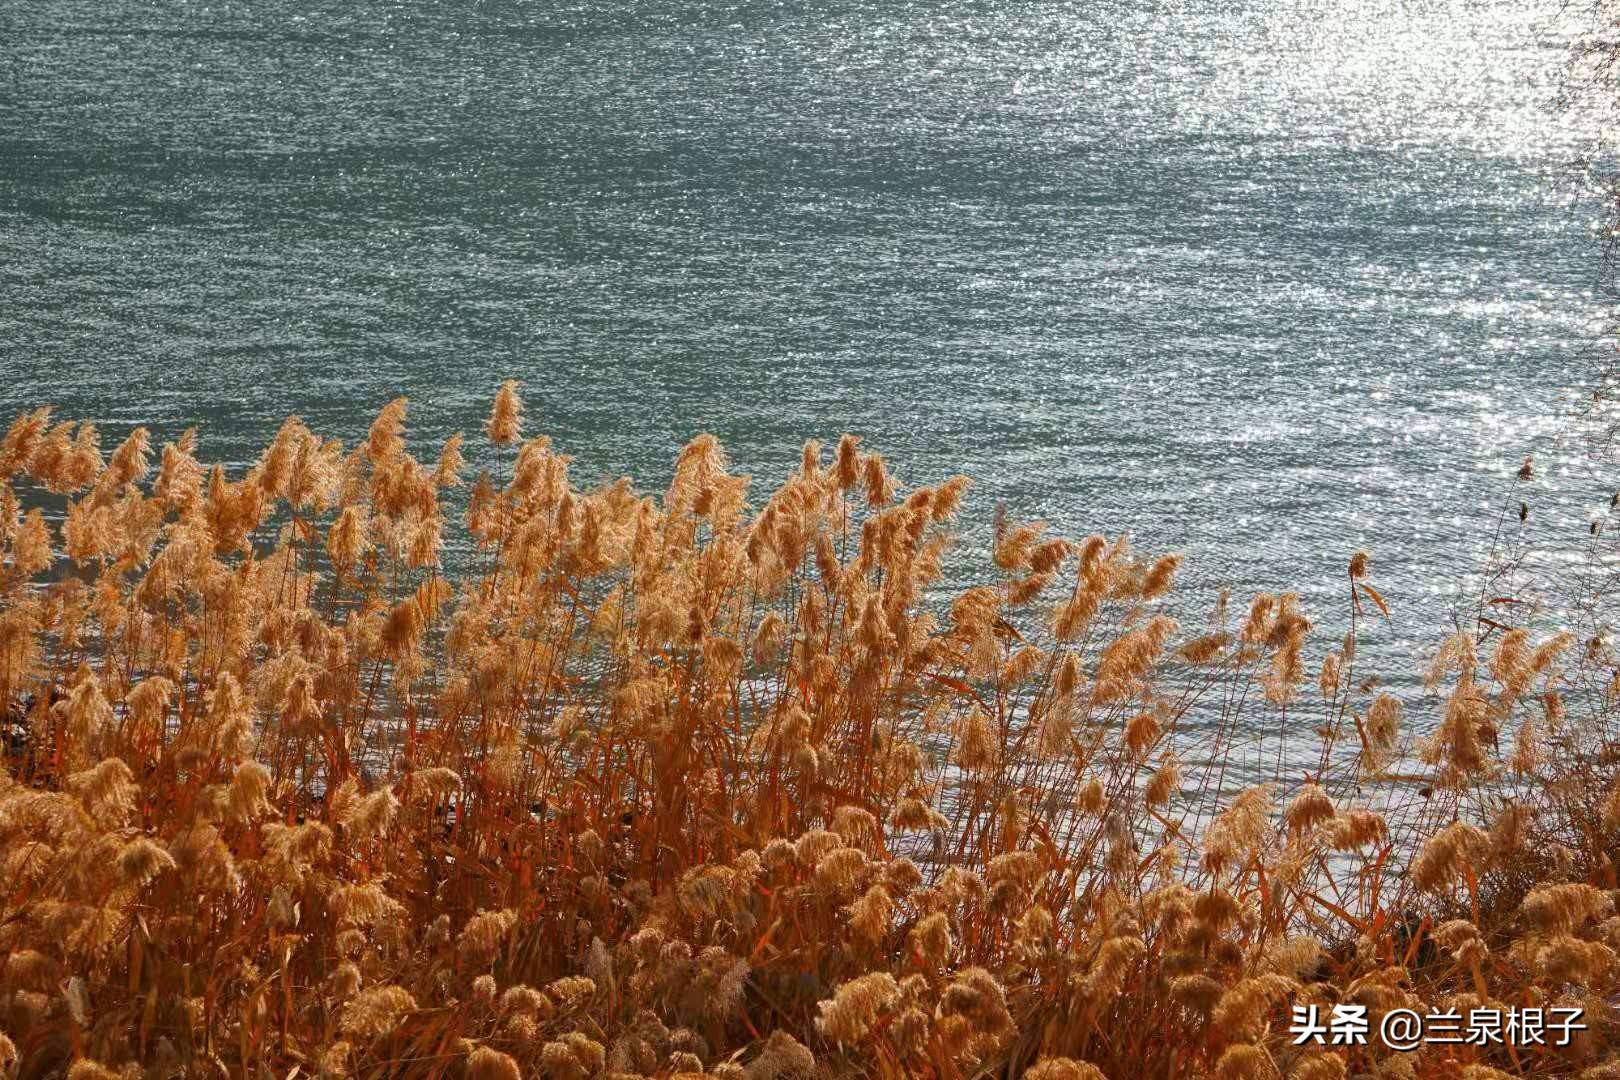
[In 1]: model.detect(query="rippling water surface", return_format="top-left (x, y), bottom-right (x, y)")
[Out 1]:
top-left (0, 0), bottom-right (1610, 700)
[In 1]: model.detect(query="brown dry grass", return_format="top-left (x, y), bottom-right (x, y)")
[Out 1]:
top-left (0, 387), bottom-right (1616, 1079)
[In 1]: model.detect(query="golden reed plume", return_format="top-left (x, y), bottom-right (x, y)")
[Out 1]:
top-left (0, 387), bottom-right (1615, 1078)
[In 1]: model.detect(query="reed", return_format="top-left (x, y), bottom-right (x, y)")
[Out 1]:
top-left (0, 388), bottom-right (1614, 1078)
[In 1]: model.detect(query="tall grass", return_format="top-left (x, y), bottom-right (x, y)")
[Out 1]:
top-left (0, 386), bottom-right (1615, 1079)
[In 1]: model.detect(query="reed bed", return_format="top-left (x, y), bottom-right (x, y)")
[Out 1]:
top-left (0, 385), bottom-right (1615, 1079)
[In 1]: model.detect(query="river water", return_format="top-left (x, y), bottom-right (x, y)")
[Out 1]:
top-left (0, 0), bottom-right (1612, 729)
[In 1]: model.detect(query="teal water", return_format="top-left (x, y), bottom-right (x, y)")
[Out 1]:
top-left (0, 0), bottom-right (1609, 677)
